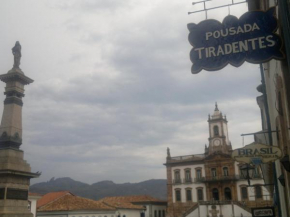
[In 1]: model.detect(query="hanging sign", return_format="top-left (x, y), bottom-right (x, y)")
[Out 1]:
top-left (188, 7), bottom-right (284, 74)
top-left (252, 207), bottom-right (275, 217)
top-left (231, 142), bottom-right (282, 164)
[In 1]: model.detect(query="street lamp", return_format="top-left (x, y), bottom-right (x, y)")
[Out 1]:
top-left (278, 174), bottom-right (285, 187)
top-left (240, 164), bottom-right (255, 185)
top-left (280, 154), bottom-right (290, 172)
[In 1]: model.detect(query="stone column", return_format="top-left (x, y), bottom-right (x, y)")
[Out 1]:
top-left (0, 42), bottom-right (40, 217)
top-left (166, 155), bottom-right (173, 217)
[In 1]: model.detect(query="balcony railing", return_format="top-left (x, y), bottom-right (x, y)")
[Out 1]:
top-left (173, 179), bottom-right (182, 184)
top-left (183, 178), bottom-right (193, 184)
top-left (172, 177), bottom-right (194, 184)
top-left (194, 175), bottom-right (242, 182)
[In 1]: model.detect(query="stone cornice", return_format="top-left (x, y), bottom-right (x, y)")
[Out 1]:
top-left (0, 169), bottom-right (41, 178)
top-left (0, 71), bottom-right (33, 85)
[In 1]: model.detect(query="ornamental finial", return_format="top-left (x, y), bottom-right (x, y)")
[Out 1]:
top-left (215, 102), bottom-right (219, 111)
top-left (167, 147), bottom-right (171, 158)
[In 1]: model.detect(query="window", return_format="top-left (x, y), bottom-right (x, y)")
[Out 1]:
top-left (253, 166), bottom-right (260, 178)
top-left (186, 189), bottom-right (192, 201)
top-left (154, 210), bottom-right (157, 217)
top-left (197, 188), bottom-right (204, 201)
top-left (211, 168), bottom-right (217, 177)
top-left (185, 169), bottom-right (191, 182)
top-left (278, 92), bottom-right (283, 116)
top-left (241, 186), bottom-right (248, 200)
top-left (175, 189), bottom-right (181, 202)
top-left (223, 167), bottom-right (229, 176)
top-left (212, 188), bottom-right (219, 200)
top-left (214, 126), bottom-right (219, 136)
top-left (174, 170), bottom-right (181, 183)
top-left (162, 210), bottom-right (165, 217)
top-left (224, 187), bottom-right (232, 200)
top-left (255, 185), bottom-right (262, 199)
top-left (158, 210), bottom-right (161, 217)
top-left (196, 169), bottom-right (202, 179)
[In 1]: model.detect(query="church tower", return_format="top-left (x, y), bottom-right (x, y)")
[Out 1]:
top-left (207, 103), bottom-right (232, 155)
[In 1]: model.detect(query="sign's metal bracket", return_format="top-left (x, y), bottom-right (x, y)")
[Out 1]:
top-left (188, 0), bottom-right (247, 18)
top-left (241, 128), bottom-right (290, 136)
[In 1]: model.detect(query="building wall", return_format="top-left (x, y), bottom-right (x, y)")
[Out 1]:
top-left (186, 204), bottom-right (252, 217)
top-left (117, 209), bottom-right (142, 217)
top-left (170, 164), bottom-right (206, 203)
top-left (29, 198), bottom-right (38, 217)
top-left (151, 205), bottom-right (166, 217)
top-left (38, 211), bottom-right (116, 217)
top-left (248, 1), bottom-right (290, 216)
top-left (171, 164), bottom-right (205, 182)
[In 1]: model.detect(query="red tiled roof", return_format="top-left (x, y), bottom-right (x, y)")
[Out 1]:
top-left (38, 195), bottom-right (116, 212)
top-left (101, 200), bottom-right (144, 210)
top-left (37, 191), bottom-right (73, 208)
top-left (101, 195), bottom-right (165, 203)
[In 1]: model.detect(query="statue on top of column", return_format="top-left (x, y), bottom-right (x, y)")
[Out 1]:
top-left (12, 41), bottom-right (21, 69)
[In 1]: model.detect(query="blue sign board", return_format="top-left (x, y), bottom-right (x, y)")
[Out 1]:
top-left (188, 7), bottom-right (284, 74)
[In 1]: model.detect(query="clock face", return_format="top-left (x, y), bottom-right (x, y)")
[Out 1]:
top-left (213, 139), bottom-right (221, 146)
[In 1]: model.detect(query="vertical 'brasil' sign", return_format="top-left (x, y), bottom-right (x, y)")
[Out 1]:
top-left (188, 7), bottom-right (284, 74)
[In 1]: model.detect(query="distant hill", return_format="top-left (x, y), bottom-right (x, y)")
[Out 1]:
top-left (30, 177), bottom-right (167, 200)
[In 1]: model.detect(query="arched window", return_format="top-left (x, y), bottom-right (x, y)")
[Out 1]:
top-left (213, 126), bottom-right (219, 136)
top-left (212, 188), bottom-right (219, 200)
top-left (196, 168), bottom-right (202, 179)
top-left (162, 210), bottom-right (165, 217)
top-left (158, 210), bottom-right (161, 217)
top-left (185, 169), bottom-right (191, 182)
top-left (223, 167), bottom-right (229, 176)
top-left (174, 170), bottom-right (181, 183)
top-left (154, 211), bottom-right (157, 217)
top-left (224, 187), bottom-right (232, 200)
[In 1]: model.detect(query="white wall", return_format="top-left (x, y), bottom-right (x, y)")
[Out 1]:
top-left (172, 184), bottom-right (206, 203)
top-left (151, 205), bottom-right (166, 217)
top-left (236, 179), bottom-right (271, 201)
top-left (117, 209), bottom-right (142, 217)
top-left (171, 164), bottom-right (205, 181)
top-left (186, 204), bottom-right (252, 217)
top-left (171, 164), bottom-right (206, 202)
top-left (28, 198), bottom-right (38, 217)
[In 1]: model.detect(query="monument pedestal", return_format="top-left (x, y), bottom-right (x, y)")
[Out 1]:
top-left (0, 42), bottom-right (40, 217)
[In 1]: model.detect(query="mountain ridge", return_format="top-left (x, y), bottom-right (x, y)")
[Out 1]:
top-left (30, 177), bottom-right (167, 200)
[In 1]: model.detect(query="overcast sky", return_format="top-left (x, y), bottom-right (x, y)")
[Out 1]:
top-left (0, 0), bottom-right (263, 184)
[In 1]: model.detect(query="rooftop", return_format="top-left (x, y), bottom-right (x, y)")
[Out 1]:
top-left (38, 194), bottom-right (115, 212)
top-left (101, 195), bottom-right (164, 203)
top-left (37, 191), bottom-right (73, 208)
